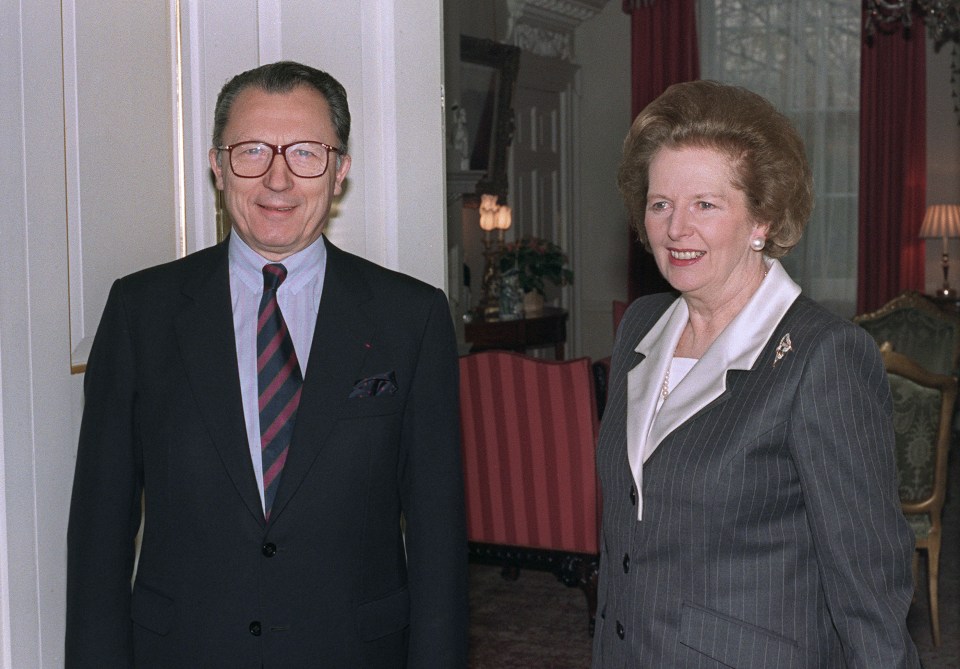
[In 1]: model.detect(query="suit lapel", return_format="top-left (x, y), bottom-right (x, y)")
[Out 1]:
top-left (648, 260), bottom-right (802, 450)
top-left (173, 242), bottom-right (265, 524)
top-left (627, 299), bottom-right (685, 490)
top-left (624, 261), bottom-right (803, 520)
top-left (268, 241), bottom-right (375, 521)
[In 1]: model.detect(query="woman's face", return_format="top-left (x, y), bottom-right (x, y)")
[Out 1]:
top-left (644, 145), bottom-right (768, 307)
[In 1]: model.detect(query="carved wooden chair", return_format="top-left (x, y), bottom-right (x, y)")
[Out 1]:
top-left (854, 291), bottom-right (960, 377)
top-left (881, 342), bottom-right (957, 646)
top-left (459, 350), bottom-right (601, 634)
top-left (591, 357), bottom-right (611, 420)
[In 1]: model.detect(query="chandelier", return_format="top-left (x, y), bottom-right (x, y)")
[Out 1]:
top-left (864, 0), bottom-right (960, 46)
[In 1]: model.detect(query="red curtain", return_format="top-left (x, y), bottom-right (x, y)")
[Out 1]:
top-left (623, 0), bottom-right (700, 301)
top-left (858, 18), bottom-right (927, 314)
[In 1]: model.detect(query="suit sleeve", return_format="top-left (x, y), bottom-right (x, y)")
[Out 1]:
top-left (398, 288), bottom-right (469, 668)
top-left (66, 281), bottom-right (142, 668)
top-left (789, 323), bottom-right (920, 668)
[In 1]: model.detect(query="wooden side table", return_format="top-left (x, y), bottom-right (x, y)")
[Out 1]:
top-left (464, 307), bottom-right (568, 359)
top-left (928, 293), bottom-right (960, 315)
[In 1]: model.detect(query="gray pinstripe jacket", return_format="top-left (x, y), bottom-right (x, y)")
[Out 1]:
top-left (592, 263), bottom-right (919, 668)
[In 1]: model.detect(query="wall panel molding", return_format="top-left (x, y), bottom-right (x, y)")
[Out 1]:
top-left (63, 0), bottom-right (182, 372)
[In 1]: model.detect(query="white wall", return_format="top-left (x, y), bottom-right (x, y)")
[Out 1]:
top-left (2, 1), bottom-right (85, 665)
top-left (924, 41), bottom-right (960, 295)
top-left (64, 0), bottom-right (179, 367)
top-left (575, 3), bottom-right (631, 360)
top-left (0, 0), bottom-right (446, 665)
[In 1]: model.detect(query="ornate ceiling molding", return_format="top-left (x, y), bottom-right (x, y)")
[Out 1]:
top-left (505, 0), bottom-right (611, 60)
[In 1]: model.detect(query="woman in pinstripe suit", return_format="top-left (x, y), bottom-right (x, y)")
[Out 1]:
top-left (592, 81), bottom-right (919, 668)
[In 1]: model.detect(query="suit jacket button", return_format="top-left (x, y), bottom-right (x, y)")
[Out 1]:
top-left (616, 621), bottom-right (625, 639)
top-left (622, 553), bottom-right (630, 573)
top-left (262, 542), bottom-right (277, 557)
top-left (249, 621), bottom-right (262, 636)
top-left (629, 485), bottom-right (637, 505)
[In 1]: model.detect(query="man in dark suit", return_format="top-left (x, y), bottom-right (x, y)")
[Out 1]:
top-left (66, 61), bottom-right (468, 668)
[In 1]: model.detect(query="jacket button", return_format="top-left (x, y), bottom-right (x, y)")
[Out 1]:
top-left (629, 485), bottom-right (637, 505)
top-left (616, 621), bottom-right (625, 639)
top-left (622, 553), bottom-right (630, 573)
top-left (262, 542), bottom-right (277, 557)
top-left (249, 621), bottom-right (261, 636)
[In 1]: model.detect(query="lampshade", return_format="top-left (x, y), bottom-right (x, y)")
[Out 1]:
top-left (494, 205), bottom-right (512, 231)
top-left (919, 204), bottom-right (960, 240)
top-left (479, 193), bottom-right (499, 213)
top-left (479, 209), bottom-right (496, 232)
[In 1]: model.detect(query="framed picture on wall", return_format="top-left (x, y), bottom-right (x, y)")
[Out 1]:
top-left (460, 35), bottom-right (520, 206)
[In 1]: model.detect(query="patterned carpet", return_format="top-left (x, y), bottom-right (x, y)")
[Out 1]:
top-left (468, 446), bottom-right (960, 668)
top-left (468, 564), bottom-right (593, 668)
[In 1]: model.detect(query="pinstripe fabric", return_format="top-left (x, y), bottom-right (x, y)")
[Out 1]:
top-left (459, 351), bottom-right (600, 554)
top-left (592, 294), bottom-right (920, 668)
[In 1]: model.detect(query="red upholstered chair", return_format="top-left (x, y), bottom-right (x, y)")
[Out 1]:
top-left (459, 350), bottom-right (601, 634)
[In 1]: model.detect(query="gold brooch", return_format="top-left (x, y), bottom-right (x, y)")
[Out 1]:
top-left (773, 333), bottom-right (793, 367)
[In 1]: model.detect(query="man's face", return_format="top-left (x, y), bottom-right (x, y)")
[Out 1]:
top-left (209, 85), bottom-right (351, 261)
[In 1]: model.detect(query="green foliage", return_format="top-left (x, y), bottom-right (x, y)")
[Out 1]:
top-left (497, 237), bottom-right (574, 295)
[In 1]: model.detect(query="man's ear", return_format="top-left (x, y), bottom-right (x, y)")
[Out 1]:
top-left (333, 154), bottom-right (351, 197)
top-left (209, 148), bottom-right (225, 190)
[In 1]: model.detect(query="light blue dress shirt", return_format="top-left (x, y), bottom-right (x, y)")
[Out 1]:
top-left (228, 233), bottom-right (327, 510)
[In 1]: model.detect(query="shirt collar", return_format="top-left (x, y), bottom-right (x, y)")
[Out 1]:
top-left (228, 233), bottom-right (326, 295)
top-left (635, 258), bottom-right (800, 370)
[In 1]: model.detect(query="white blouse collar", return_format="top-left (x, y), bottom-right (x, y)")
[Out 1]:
top-left (626, 258), bottom-right (801, 520)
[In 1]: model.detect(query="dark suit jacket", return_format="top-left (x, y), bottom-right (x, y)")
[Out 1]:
top-left (66, 237), bottom-right (468, 668)
top-left (592, 291), bottom-right (919, 668)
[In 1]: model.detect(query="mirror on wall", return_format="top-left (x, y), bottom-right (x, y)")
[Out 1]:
top-left (458, 35), bottom-right (521, 206)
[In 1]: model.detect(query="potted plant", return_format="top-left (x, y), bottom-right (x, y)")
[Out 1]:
top-left (498, 236), bottom-right (574, 313)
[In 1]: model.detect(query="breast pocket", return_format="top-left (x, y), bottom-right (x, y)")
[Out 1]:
top-left (338, 395), bottom-right (403, 419)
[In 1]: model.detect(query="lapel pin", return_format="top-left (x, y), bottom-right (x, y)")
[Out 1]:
top-left (773, 333), bottom-right (792, 367)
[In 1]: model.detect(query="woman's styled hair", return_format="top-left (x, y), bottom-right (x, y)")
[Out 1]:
top-left (618, 80), bottom-right (813, 258)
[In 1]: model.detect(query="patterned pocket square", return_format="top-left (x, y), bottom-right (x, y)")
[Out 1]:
top-left (349, 371), bottom-right (398, 398)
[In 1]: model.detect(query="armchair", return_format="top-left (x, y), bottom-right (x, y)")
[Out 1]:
top-left (854, 290), bottom-right (960, 377)
top-left (459, 351), bottom-right (600, 634)
top-left (881, 342), bottom-right (957, 646)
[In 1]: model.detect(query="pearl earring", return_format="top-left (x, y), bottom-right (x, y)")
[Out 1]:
top-left (750, 238), bottom-right (765, 251)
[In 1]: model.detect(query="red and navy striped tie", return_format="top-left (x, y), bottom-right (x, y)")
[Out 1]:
top-left (258, 263), bottom-right (302, 520)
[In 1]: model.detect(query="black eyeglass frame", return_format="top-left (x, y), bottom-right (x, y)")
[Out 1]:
top-left (216, 140), bottom-right (342, 179)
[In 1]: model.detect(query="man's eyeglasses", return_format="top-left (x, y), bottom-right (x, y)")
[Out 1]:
top-left (216, 141), bottom-right (342, 179)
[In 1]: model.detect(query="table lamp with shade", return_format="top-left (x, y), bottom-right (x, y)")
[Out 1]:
top-left (477, 195), bottom-right (512, 318)
top-left (919, 204), bottom-right (960, 299)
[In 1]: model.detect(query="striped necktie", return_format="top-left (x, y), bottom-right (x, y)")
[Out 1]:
top-left (257, 263), bottom-right (302, 520)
